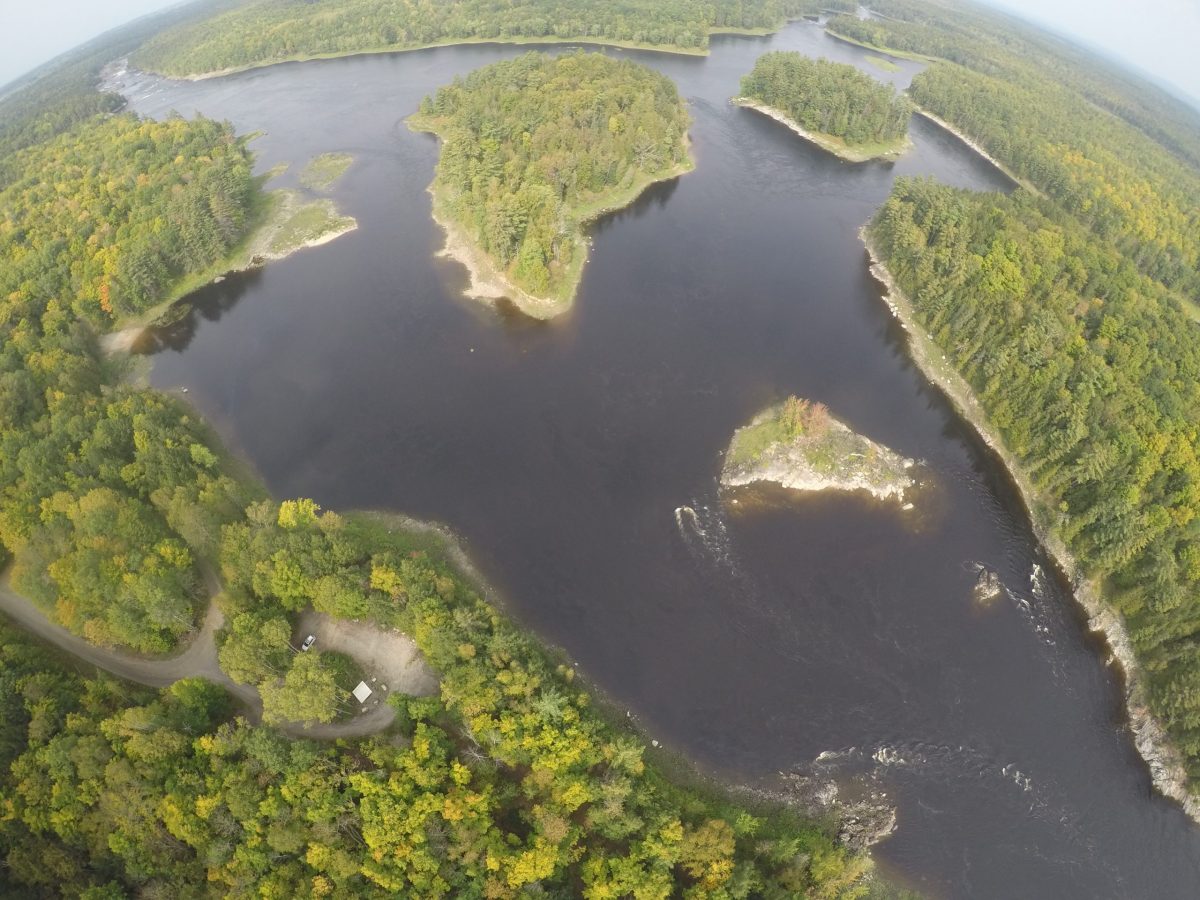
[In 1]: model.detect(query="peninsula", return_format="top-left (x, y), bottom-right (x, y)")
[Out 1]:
top-left (409, 52), bottom-right (693, 318)
top-left (735, 51), bottom-right (913, 162)
top-left (722, 396), bottom-right (915, 502)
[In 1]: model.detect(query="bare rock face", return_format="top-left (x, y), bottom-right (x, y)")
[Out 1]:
top-left (721, 398), bottom-right (916, 503)
top-left (838, 796), bottom-right (898, 852)
top-left (777, 772), bottom-right (898, 852)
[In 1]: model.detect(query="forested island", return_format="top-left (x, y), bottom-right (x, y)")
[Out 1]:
top-left (735, 51), bottom-right (913, 162)
top-left (722, 397), bottom-right (915, 502)
top-left (132, 0), bottom-right (857, 78)
top-left (410, 52), bottom-right (693, 317)
top-left (0, 19), bottom-right (878, 897)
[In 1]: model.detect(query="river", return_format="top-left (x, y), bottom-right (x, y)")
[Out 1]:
top-left (105, 21), bottom-right (1200, 898)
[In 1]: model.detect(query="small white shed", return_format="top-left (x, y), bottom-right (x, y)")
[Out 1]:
top-left (352, 681), bottom-right (374, 703)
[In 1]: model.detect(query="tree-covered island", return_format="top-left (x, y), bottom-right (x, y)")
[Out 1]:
top-left (409, 52), bottom-right (694, 318)
top-left (722, 397), bottom-right (916, 502)
top-left (734, 51), bottom-right (913, 162)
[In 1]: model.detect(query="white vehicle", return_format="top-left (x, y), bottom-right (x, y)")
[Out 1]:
top-left (300, 634), bottom-right (316, 651)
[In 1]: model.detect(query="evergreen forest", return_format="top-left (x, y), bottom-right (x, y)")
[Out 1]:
top-left (849, 0), bottom-right (1200, 784)
top-left (739, 51), bottom-right (912, 148)
top-left (411, 52), bottom-right (692, 305)
top-left (133, 0), bottom-right (857, 77)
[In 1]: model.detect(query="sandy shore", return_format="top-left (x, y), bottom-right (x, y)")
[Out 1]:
top-left (420, 127), bottom-right (693, 319)
top-left (428, 197), bottom-right (567, 320)
top-left (862, 228), bottom-right (1200, 823)
top-left (732, 98), bottom-right (912, 163)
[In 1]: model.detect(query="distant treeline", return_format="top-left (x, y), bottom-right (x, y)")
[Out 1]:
top-left (0, 0), bottom-right (239, 166)
top-left (739, 51), bottom-right (912, 146)
top-left (828, 2), bottom-right (1200, 296)
top-left (133, 0), bottom-right (856, 76)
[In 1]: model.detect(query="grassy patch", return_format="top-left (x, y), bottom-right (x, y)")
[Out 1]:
top-left (727, 413), bottom-right (790, 467)
top-left (865, 54), bottom-right (899, 72)
top-left (300, 152), bottom-right (353, 190)
top-left (268, 199), bottom-right (355, 256)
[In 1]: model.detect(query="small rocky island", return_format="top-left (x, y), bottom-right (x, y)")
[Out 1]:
top-left (721, 396), bottom-right (915, 502)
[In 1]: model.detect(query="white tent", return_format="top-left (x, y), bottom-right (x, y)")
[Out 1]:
top-left (352, 681), bottom-right (373, 703)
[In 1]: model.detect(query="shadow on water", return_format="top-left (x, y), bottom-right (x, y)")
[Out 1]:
top-left (136, 268), bottom-right (265, 354)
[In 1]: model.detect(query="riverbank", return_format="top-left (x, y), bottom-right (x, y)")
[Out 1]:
top-left (413, 116), bottom-right (693, 319)
top-left (721, 398), bottom-right (916, 502)
top-left (910, 106), bottom-right (1040, 195)
top-left (102, 188), bottom-right (357, 355)
top-left (138, 21), bottom-right (838, 83)
top-left (147, 35), bottom-right (715, 82)
top-left (733, 98), bottom-right (912, 162)
top-left (823, 28), bottom-right (936, 62)
top-left (862, 229), bottom-right (1200, 823)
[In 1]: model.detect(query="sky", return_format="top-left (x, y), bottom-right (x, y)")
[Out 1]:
top-left (1, 0), bottom-right (1199, 105)
top-left (0, 0), bottom-right (181, 88)
top-left (981, 0), bottom-right (1200, 105)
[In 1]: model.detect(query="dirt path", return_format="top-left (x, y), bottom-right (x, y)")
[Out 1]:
top-left (0, 573), bottom-right (434, 740)
top-left (296, 610), bottom-right (439, 696)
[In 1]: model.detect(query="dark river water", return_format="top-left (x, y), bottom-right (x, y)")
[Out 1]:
top-left (107, 21), bottom-right (1200, 898)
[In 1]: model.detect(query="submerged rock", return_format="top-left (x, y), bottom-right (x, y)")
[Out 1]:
top-left (776, 772), bottom-right (897, 852)
top-left (721, 396), bottom-right (915, 503)
top-left (973, 567), bottom-right (1003, 605)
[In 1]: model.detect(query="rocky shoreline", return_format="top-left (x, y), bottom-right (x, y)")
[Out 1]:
top-left (427, 195), bottom-right (567, 320)
top-left (862, 229), bottom-right (1200, 823)
top-left (418, 138), bottom-right (693, 320)
top-left (732, 98), bottom-right (912, 163)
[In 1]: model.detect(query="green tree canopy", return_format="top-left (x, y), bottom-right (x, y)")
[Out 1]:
top-left (739, 50), bottom-right (913, 146)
